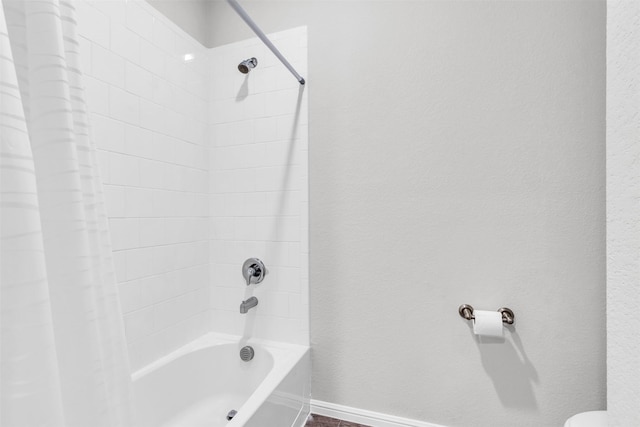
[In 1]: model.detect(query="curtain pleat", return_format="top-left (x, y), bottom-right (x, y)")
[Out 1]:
top-left (1, 1), bottom-right (134, 426)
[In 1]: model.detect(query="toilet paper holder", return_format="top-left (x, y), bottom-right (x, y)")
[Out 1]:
top-left (458, 304), bottom-right (515, 325)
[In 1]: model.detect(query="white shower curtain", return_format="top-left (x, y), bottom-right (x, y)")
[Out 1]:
top-left (0, 1), bottom-right (133, 426)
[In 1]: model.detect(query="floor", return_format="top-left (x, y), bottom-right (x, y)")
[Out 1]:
top-left (305, 414), bottom-right (371, 427)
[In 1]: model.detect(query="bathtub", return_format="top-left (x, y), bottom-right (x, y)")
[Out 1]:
top-left (132, 333), bottom-right (311, 427)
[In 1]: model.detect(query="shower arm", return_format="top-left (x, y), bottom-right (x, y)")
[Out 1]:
top-left (226, 0), bottom-right (306, 85)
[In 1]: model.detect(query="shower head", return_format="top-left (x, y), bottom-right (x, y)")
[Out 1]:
top-left (238, 57), bottom-right (258, 74)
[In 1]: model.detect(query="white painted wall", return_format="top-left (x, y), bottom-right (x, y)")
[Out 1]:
top-left (208, 28), bottom-right (309, 345)
top-left (607, 1), bottom-right (640, 426)
top-left (146, 0), bottom-right (210, 46)
top-left (77, 0), bottom-right (211, 371)
top-left (205, 1), bottom-right (606, 426)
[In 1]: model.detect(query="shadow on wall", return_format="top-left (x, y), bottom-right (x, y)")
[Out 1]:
top-left (236, 77), bottom-right (306, 343)
top-left (470, 326), bottom-right (539, 410)
top-left (274, 84), bottom-right (306, 218)
top-left (236, 75), bottom-right (249, 102)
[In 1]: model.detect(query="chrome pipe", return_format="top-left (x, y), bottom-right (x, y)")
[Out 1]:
top-left (226, 0), bottom-right (306, 85)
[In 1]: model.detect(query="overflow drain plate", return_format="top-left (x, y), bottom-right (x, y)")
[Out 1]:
top-left (240, 346), bottom-right (254, 362)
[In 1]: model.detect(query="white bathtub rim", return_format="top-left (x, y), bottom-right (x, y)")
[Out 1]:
top-left (131, 331), bottom-right (308, 381)
top-left (131, 331), bottom-right (310, 426)
top-left (226, 345), bottom-right (310, 426)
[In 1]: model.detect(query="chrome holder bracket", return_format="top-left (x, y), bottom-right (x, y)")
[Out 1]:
top-left (458, 304), bottom-right (515, 325)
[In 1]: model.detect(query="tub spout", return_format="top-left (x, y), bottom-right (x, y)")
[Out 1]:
top-left (240, 296), bottom-right (258, 314)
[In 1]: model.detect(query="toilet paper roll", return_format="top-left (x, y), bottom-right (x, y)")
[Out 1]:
top-left (473, 310), bottom-right (504, 337)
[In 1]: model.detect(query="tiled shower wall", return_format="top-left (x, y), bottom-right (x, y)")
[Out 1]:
top-left (209, 28), bottom-right (309, 345)
top-left (77, 1), bottom-right (309, 366)
top-left (77, 0), bottom-right (210, 370)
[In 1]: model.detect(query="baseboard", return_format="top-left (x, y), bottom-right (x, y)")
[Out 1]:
top-left (310, 400), bottom-right (448, 427)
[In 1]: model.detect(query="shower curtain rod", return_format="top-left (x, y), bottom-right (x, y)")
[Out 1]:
top-left (226, 0), bottom-right (306, 85)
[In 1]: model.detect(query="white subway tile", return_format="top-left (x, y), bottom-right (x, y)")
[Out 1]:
top-left (84, 76), bottom-right (109, 115)
top-left (276, 114), bottom-right (307, 140)
top-left (151, 190), bottom-right (171, 217)
top-left (78, 37), bottom-right (92, 75)
top-left (276, 267), bottom-right (301, 293)
top-left (164, 271), bottom-right (183, 300)
top-left (126, 2), bottom-right (154, 41)
top-left (119, 280), bottom-right (142, 313)
top-left (137, 275), bottom-right (162, 306)
top-left (253, 217), bottom-right (277, 242)
top-left (97, 150), bottom-right (109, 183)
top-left (148, 273), bottom-right (173, 303)
top-left (124, 187), bottom-right (154, 217)
top-left (109, 152), bottom-right (139, 187)
top-left (125, 247), bottom-right (154, 281)
top-left (276, 65), bottom-right (299, 91)
top-left (211, 287), bottom-right (243, 311)
top-left (153, 299), bottom-right (180, 331)
top-left (126, 61), bottom-right (154, 100)
top-left (179, 265), bottom-right (207, 292)
top-left (111, 25), bottom-right (141, 64)
top-left (140, 39), bottom-right (165, 76)
top-left (128, 334), bottom-right (160, 371)
top-left (194, 145), bottom-right (209, 170)
top-left (252, 66), bottom-right (277, 94)
top-left (163, 218), bottom-right (181, 244)
top-left (124, 306), bottom-right (154, 342)
top-left (185, 69), bottom-right (204, 96)
top-left (254, 167), bottom-right (282, 192)
top-left (90, 0), bottom-right (126, 25)
top-left (162, 164), bottom-right (181, 192)
top-left (76, 1), bottom-right (109, 48)
top-left (165, 57), bottom-right (186, 89)
top-left (152, 245), bottom-right (177, 274)
top-left (151, 133), bottom-right (176, 163)
top-left (92, 43), bottom-right (125, 87)
top-left (215, 169), bottom-right (255, 193)
top-left (109, 86), bottom-right (140, 125)
top-left (287, 242), bottom-right (301, 267)
top-left (243, 93), bottom-right (266, 120)
top-left (277, 216), bottom-right (300, 242)
top-left (253, 289), bottom-right (290, 317)
top-left (152, 20), bottom-right (176, 54)
top-left (152, 76), bottom-right (174, 107)
top-left (165, 111), bottom-right (186, 140)
top-left (253, 117), bottom-right (278, 143)
top-left (266, 89), bottom-right (300, 116)
top-left (140, 99), bottom-right (165, 133)
top-left (139, 218), bottom-right (165, 247)
top-left (139, 158), bottom-right (164, 189)
top-left (175, 35), bottom-right (196, 58)
top-left (109, 218), bottom-right (140, 250)
top-left (288, 293), bottom-right (306, 320)
top-left (215, 121), bottom-right (253, 147)
top-left (91, 115), bottom-right (125, 153)
top-left (265, 241), bottom-right (288, 266)
top-left (124, 124), bottom-right (153, 158)
top-left (112, 251), bottom-right (127, 283)
top-left (234, 217), bottom-right (256, 241)
top-left (103, 185), bottom-right (126, 217)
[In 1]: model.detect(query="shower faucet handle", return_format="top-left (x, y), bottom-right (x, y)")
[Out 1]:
top-left (242, 258), bottom-right (267, 286)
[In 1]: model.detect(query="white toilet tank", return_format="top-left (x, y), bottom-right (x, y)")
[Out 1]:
top-left (564, 411), bottom-right (608, 427)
